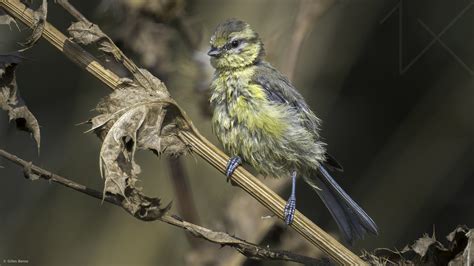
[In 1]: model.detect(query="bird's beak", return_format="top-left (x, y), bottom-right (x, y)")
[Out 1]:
top-left (207, 47), bottom-right (221, 57)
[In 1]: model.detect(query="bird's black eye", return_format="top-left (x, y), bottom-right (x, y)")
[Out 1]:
top-left (231, 40), bottom-right (240, 48)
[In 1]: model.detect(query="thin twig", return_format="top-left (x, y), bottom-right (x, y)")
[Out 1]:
top-left (0, 148), bottom-right (327, 265)
top-left (0, 0), bottom-right (366, 264)
top-left (56, 0), bottom-right (90, 23)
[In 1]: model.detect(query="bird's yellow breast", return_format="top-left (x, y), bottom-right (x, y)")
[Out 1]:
top-left (209, 67), bottom-right (291, 173)
top-left (210, 67), bottom-right (287, 138)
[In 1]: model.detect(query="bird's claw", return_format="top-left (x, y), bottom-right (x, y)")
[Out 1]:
top-left (284, 170), bottom-right (297, 225)
top-left (225, 156), bottom-right (242, 183)
top-left (284, 195), bottom-right (296, 225)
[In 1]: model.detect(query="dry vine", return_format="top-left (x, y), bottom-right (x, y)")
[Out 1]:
top-left (0, 0), bottom-right (366, 264)
top-left (0, 148), bottom-right (327, 265)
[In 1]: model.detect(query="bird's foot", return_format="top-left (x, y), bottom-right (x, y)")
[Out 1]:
top-left (284, 195), bottom-right (296, 225)
top-left (225, 156), bottom-right (242, 183)
top-left (284, 170), bottom-right (297, 225)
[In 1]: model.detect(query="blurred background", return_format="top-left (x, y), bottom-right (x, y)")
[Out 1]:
top-left (1, 0), bottom-right (473, 265)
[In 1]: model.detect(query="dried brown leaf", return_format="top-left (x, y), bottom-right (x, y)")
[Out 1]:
top-left (97, 40), bottom-right (121, 60)
top-left (411, 233), bottom-right (440, 257)
top-left (67, 21), bottom-right (122, 61)
top-left (67, 21), bottom-right (106, 45)
top-left (0, 56), bottom-right (41, 150)
top-left (67, 21), bottom-right (151, 85)
top-left (136, 67), bottom-right (165, 92)
top-left (99, 104), bottom-right (146, 197)
top-left (88, 71), bottom-right (187, 200)
top-left (365, 226), bottom-right (474, 265)
top-left (20, 0), bottom-right (47, 50)
top-left (68, 22), bottom-right (153, 90)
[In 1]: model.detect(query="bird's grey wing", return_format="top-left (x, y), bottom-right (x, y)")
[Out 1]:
top-left (252, 62), bottom-right (321, 133)
top-left (253, 62), bottom-right (344, 172)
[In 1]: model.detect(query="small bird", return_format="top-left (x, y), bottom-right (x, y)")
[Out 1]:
top-left (208, 18), bottom-right (378, 244)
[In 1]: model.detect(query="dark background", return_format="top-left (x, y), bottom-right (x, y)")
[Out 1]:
top-left (1, 0), bottom-right (473, 265)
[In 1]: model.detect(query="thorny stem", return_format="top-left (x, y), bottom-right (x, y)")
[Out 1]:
top-left (0, 0), bottom-right (367, 264)
top-left (0, 148), bottom-right (326, 265)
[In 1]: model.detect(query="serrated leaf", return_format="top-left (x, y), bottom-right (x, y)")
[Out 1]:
top-left (20, 0), bottom-right (47, 50)
top-left (67, 22), bottom-right (153, 89)
top-left (0, 56), bottom-right (41, 151)
top-left (99, 105), bottom-right (147, 197)
top-left (88, 75), bottom-right (186, 200)
top-left (68, 21), bottom-right (122, 62)
top-left (367, 226), bottom-right (474, 265)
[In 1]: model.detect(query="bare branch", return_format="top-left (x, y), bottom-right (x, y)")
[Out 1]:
top-left (0, 148), bottom-right (327, 265)
top-left (59, 0), bottom-right (151, 89)
top-left (56, 0), bottom-right (90, 23)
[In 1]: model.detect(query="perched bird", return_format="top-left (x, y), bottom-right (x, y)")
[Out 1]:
top-left (208, 18), bottom-right (378, 244)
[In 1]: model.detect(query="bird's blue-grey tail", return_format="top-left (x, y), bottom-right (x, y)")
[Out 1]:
top-left (303, 165), bottom-right (378, 244)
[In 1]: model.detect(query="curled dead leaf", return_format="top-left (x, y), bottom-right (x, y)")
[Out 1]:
top-left (68, 22), bottom-right (151, 89)
top-left (87, 70), bottom-right (188, 204)
top-left (0, 55), bottom-right (41, 151)
top-left (67, 21), bottom-right (122, 61)
top-left (363, 225), bottom-right (474, 265)
top-left (67, 21), bottom-right (106, 45)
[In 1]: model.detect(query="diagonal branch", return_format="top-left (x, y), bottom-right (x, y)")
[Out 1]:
top-left (0, 0), bottom-right (366, 264)
top-left (0, 148), bottom-right (327, 265)
top-left (56, 0), bottom-right (90, 24)
top-left (57, 0), bottom-right (151, 89)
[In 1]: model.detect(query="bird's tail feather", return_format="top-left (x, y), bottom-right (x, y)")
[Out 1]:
top-left (302, 165), bottom-right (378, 244)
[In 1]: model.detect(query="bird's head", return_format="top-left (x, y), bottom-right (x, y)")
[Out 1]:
top-left (208, 19), bottom-right (265, 70)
